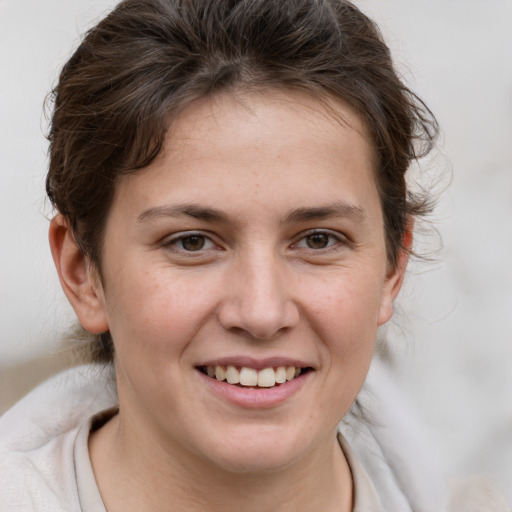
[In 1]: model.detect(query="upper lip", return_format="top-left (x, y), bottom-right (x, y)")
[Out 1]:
top-left (196, 356), bottom-right (313, 370)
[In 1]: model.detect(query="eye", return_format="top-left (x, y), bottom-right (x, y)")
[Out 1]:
top-left (164, 232), bottom-right (217, 252)
top-left (304, 232), bottom-right (333, 249)
top-left (293, 230), bottom-right (344, 250)
top-left (179, 234), bottom-right (208, 251)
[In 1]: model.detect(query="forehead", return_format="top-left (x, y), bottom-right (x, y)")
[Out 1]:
top-left (110, 89), bottom-right (380, 225)
top-left (166, 89), bottom-right (374, 168)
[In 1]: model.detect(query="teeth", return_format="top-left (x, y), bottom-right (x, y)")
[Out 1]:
top-left (239, 367), bottom-right (258, 386)
top-left (225, 365), bottom-right (240, 384)
top-left (215, 365), bottom-right (226, 381)
top-left (275, 366), bottom-right (287, 384)
top-left (207, 365), bottom-right (304, 388)
top-left (257, 367), bottom-right (276, 388)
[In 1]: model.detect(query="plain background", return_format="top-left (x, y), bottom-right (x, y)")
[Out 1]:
top-left (1, 0), bottom-right (511, 500)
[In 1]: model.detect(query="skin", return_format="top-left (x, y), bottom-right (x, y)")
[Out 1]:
top-left (50, 90), bottom-right (409, 512)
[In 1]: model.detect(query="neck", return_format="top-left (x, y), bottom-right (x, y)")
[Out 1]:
top-left (89, 413), bottom-right (353, 512)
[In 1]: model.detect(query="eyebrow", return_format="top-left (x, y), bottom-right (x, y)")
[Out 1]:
top-left (137, 203), bottom-right (230, 223)
top-left (284, 201), bottom-right (366, 224)
top-left (137, 200), bottom-right (365, 225)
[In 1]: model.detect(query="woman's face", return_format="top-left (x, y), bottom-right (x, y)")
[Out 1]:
top-left (92, 91), bottom-right (405, 473)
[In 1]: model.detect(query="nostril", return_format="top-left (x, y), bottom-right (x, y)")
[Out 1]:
top-left (216, 274), bottom-right (300, 339)
top-left (217, 308), bottom-right (299, 341)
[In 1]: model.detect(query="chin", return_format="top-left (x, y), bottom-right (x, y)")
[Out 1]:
top-left (197, 424), bottom-right (310, 475)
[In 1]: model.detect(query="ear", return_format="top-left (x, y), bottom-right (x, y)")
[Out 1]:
top-left (377, 219), bottom-right (414, 326)
top-left (49, 214), bottom-right (109, 334)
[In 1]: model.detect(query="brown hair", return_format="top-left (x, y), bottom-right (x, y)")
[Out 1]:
top-left (46, 0), bottom-right (438, 363)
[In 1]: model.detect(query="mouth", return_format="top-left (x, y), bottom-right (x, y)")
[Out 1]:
top-left (196, 365), bottom-right (313, 389)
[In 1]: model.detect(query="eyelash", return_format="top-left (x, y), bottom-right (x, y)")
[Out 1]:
top-left (291, 229), bottom-right (348, 252)
top-left (162, 229), bottom-right (348, 254)
top-left (162, 232), bottom-right (218, 253)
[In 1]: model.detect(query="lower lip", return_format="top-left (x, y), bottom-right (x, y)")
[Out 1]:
top-left (196, 370), bottom-right (311, 409)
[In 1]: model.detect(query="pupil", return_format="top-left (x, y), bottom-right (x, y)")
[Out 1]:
top-left (182, 235), bottom-right (205, 251)
top-left (307, 233), bottom-right (329, 249)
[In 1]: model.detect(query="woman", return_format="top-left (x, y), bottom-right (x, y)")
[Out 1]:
top-left (0, 0), bottom-right (508, 511)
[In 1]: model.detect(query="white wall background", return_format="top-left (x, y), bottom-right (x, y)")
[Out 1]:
top-left (1, 0), bottom-right (511, 499)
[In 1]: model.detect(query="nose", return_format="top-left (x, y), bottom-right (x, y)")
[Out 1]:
top-left (217, 251), bottom-right (300, 340)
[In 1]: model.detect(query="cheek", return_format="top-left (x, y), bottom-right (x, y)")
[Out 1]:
top-left (104, 267), bottom-right (219, 358)
top-left (307, 280), bottom-right (379, 419)
top-left (305, 270), bottom-right (385, 331)
top-left (304, 272), bottom-right (383, 372)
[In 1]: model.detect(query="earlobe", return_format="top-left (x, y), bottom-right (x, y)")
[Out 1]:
top-left (377, 221), bottom-right (413, 326)
top-left (49, 215), bottom-right (109, 334)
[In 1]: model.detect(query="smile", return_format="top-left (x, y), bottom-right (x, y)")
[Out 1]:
top-left (197, 365), bottom-right (310, 388)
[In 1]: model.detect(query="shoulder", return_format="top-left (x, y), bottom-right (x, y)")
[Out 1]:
top-left (446, 475), bottom-right (510, 512)
top-left (0, 364), bottom-right (117, 511)
top-left (0, 364), bottom-right (116, 452)
top-left (341, 429), bottom-right (510, 512)
top-left (341, 360), bottom-right (510, 512)
top-left (342, 360), bottom-right (448, 511)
